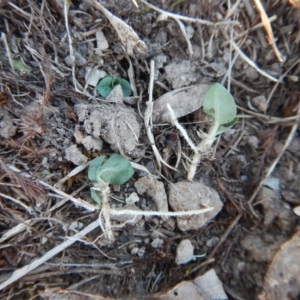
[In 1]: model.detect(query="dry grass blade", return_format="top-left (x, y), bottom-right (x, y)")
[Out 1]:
top-left (145, 60), bottom-right (177, 172)
top-left (231, 40), bottom-right (279, 82)
top-left (253, 0), bottom-right (284, 62)
top-left (0, 219), bottom-right (99, 290)
top-left (0, 156), bottom-right (45, 203)
top-left (140, 0), bottom-right (240, 26)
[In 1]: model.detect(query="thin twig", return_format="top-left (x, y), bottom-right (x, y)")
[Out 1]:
top-left (253, 0), bottom-right (284, 62)
top-left (167, 104), bottom-right (198, 153)
top-left (0, 219), bottom-right (100, 290)
top-left (1, 32), bottom-right (15, 73)
top-left (145, 60), bottom-right (177, 172)
top-left (39, 181), bottom-right (96, 212)
top-left (0, 192), bottom-right (34, 215)
top-left (140, 0), bottom-right (240, 27)
top-left (231, 41), bottom-right (279, 82)
top-left (110, 207), bottom-right (214, 217)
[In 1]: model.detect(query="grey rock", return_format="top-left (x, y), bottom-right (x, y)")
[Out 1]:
top-left (168, 181), bottom-right (223, 231)
top-left (65, 52), bottom-right (87, 67)
top-left (65, 145), bottom-right (88, 165)
top-left (176, 239), bottom-right (194, 265)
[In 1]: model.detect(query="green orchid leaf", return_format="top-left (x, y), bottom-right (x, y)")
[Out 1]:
top-left (119, 78), bottom-right (132, 97)
top-left (98, 154), bottom-right (134, 185)
top-left (12, 59), bottom-right (31, 74)
top-left (88, 156), bottom-right (106, 183)
top-left (216, 117), bottom-right (239, 135)
top-left (97, 77), bottom-right (114, 98)
top-left (97, 76), bottom-right (132, 98)
top-left (90, 189), bottom-right (102, 207)
top-left (203, 83), bottom-right (237, 126)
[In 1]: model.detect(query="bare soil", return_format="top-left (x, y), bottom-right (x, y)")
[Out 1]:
top-left (0, 1), bottom-right (300, 299)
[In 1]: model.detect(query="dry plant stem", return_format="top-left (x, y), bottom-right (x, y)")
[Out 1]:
top-left (0, 219), bottom-right (99, 290)
top-left (98, 184), bottom-right (113, 240)
top-left (248, 109), bottom-right (300, 211)
top-left (0, 220), bottom-right (33, 243)
top-left (265, 58), bottom-right (300, 112)
top-left (110, 207), bottom-right (213, 217)
top-left (140, 0), bottom-right (239, 27)
top-left (173, 18), bottom-right (194, 57)
top-left (0, 192), bottom-right (34, 215)
top-left (166, 104), bottom-right (198, 153)
top-left (64, 0), bottom-right (81, 93)
top-left (242, 0), bottom-right (267, 48)
top-left (2, 32), bottom-right (15, 73)
top-left (38, 181), bottom-right (96, 212)
top-left (231, 41), bottom-right (279, 82)
top-left (237, 105), bottom-right (300, 124)
top-left (145, 60), bottom-right (177, 172)
top-left (54, 162), bottom-right (90, 188)
top-left (187, 135), bottom-right (216, 181)
top-left (253, 0), bottom-right (284, 62)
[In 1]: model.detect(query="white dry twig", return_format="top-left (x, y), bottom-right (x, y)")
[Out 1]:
top-left (140, 0), bottom-right (240, 27)
top-left (0, 220), bottom-right (100, 290)
top-left (145, 60), bottom-right (177, 172)
top-left (253, 0), bottom-right (284, 62)
top-left (248, 106), bottom-right (300, 209)
top-left (54, 162), bottom-right (90, 188)
top-left (110, 207), bottom-right (214, 217)
top-left (0, 192), bottom-right (34, 215)
top-left (1, 32), bottom-right (15, 73)
top-left (231, 40), bottom-right (279, 82)
top-left (167, 104), bottom-right (198, 153)
top-left (39, 181), bottom-right (96, 212)
top-left (64, 0), bottom-right (82, 93)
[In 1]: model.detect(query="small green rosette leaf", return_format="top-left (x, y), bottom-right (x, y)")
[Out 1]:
top-left (203, 83), bottom-right (237, 126)
top-left (88, 156), bottom-right (106, 183)
top-left (119, 78), bottom-right (132, 97)
top-left (90, 189), bottom-right (102, 207)
top-left (97, 77), bottom-right (132, 98)
top-left (97, 77), bottom-right (114, 98)
top-left (216, 117), bottom-right (239, 135)
top-left (98, 154), bottom-right (134, 185)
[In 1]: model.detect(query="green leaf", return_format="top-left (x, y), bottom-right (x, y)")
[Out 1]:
top-left (119, 78), bottom-right (132, 97)
top-left (203, 83), bottom-right (237, 126)
top-left (216, 117), bottom-right (239, 135)
top-left (90, 189), bottom-right (102, 207)
top-left (97, 77), bottom-right (132, 98)
top-left (98, 154), bottom-right (134, 185)
top-left (97, 77), bottom-right (114, 98)
top-left (12, 59), bottom-right (31, 74)
top-left (88, 156), bottom-right (106, 183)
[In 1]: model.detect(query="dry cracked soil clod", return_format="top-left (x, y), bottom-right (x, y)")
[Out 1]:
top-left (168, 181), bottom-right (223, 231)
top-left (74, 103), bottom-right (142, 158)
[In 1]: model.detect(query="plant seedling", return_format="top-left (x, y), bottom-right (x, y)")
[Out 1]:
top-left (188, 83), bottom-right (238, 181)
top-left (88, 153), bottom-right (134, 240)
top-left (88, 153), bottom-right (134, 206)
top-left (97, 76), bottom-right (132, 98)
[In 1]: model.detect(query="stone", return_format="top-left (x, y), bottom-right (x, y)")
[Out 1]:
top-left (168, 181), bottom-right (223, 231)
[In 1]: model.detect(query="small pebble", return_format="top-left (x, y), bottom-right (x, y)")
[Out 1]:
top-left (151, 238), bottom-right (164, 248)
top-left (206, 237), bottom-right (220, 248)
top-left (176, 239), bottom-right (195, 265)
